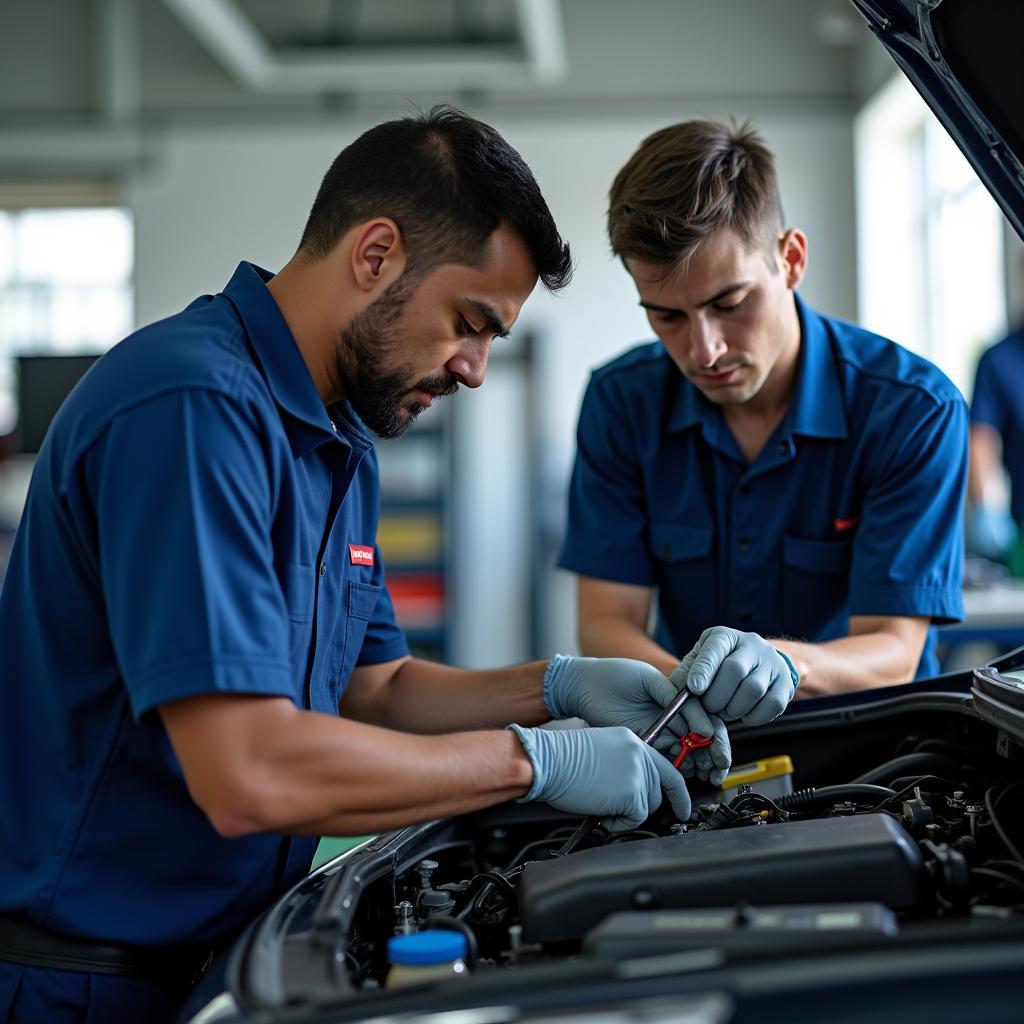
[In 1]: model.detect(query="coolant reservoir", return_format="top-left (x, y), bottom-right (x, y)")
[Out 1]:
top-left (385, 931), bottom-right (468, 988)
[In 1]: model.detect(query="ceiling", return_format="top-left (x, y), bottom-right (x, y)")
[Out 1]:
top-left (158, 0), bottom-right (565, 94)
top-left (0, 0), bottom-right (882, 124)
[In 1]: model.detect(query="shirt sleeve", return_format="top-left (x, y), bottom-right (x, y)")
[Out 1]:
top-left (970, 344), bottom-right (1007, 432)
top-left (847, 394), bottom-right (967, 624)
top-left (87, 387), bottom-right (299, 720)
top-left (557, 373), bottom-right (657, 586)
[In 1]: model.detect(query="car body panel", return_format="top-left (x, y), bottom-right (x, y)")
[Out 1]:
top-left (852, 0), bottom-right (1024, 240)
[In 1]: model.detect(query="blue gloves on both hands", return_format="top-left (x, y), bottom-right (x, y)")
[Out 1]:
top-left (509, 632), bottom-right (798, 831)
top-left (542, 654), bottom-right (732, 786)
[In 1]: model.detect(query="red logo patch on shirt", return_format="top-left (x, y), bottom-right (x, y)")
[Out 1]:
top-left (348, 544), bottom-right (375, 566)
top-left (834, 515), bottom-right (862, 532)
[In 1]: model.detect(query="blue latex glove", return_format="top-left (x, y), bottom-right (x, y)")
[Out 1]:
top-left (543, 655), bottom-right (731, 784)
top-left (508, 724), bottom-right (691, 830)
top-left (966, 501), bottom-right (1018, 561)
top-left (672, 627), bottom-right (798, 726)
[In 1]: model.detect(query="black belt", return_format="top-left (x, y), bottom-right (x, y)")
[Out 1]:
top-left (0, 914), bottom-right (216, 986)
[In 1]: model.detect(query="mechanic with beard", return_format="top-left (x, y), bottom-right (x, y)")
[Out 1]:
top-left (560, 118), bottom-right (968, 702)
top-left (0, 108), bottom-right (795, 1024)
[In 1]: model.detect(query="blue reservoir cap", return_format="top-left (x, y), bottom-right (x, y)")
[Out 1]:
top-left (387, 930), bottom-right (468, 965)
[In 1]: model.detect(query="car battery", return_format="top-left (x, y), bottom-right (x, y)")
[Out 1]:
top-left (717, 754), bottom-right (794, 801)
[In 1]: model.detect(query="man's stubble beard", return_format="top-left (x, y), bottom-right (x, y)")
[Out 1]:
top-left (335, 276), bottom-right (459, 439)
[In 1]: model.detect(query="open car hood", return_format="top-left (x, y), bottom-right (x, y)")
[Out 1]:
top-left (851, 0), bottom-right (1024, 239)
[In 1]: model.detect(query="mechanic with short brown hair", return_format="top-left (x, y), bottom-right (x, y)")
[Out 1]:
top-left (560, 117), bottom-right (968, 702)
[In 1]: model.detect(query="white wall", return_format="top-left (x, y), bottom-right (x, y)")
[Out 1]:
top-left (127, 106), bottom-right (855, 667)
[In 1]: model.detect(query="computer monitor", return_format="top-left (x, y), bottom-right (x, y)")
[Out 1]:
top-left (15, 354), bottom-right (99, 454)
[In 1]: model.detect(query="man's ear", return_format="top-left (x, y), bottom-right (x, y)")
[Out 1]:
top-left (777, 228), bottom-right (808, 290)
top-left (351, 218), bottom-right (407, 294)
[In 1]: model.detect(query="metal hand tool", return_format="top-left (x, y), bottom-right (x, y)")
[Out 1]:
top-left (555, 688), bottom-right (695, 856)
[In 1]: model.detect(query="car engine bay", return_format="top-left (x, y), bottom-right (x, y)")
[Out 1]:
top-left (226, 664), bottom-right (1024, 1021)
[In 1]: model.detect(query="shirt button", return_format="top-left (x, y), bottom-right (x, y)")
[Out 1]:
top-left (661, 545), bottom-right (672, 558)
top-left (739, 483), bottom-right (751, 496)
top-left (777, 442), bottom-right (788, 456)
top-left (739, 536), bottom-right (751, 551)
top-left (738, 611), bottom-right (751, 624)
top-left (319, 562), bottom-right (327, 577)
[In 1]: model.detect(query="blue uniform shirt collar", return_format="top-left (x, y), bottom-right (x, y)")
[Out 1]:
top-left (785, 293), bottom-right (847, 440)
top-left (667, 292), bottom-right (847, 441)
top-left (222, 261), bottom-right (370, 458)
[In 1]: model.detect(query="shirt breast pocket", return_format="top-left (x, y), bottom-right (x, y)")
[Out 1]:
top-left (781, 535), bottom-right (852, 641)
top-left (649, 521), bottom-right (715, 653)
top-left (331, 580), bottom-right (382, 703)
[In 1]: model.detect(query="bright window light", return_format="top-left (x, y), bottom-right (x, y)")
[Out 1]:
top-left (855, 73), bottom-right (1005, 398)
top-left (0, 217), bottom-right (13, 286)
top-left (17, 209), bottom-right (133, 286)
top-left (0, 207), bottom-right (133, 436)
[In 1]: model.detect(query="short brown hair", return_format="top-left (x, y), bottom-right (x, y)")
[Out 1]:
top-left (608, 118), bottom-right (784, 270)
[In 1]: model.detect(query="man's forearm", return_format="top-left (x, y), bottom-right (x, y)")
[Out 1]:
top-left (578, 615), bottom-right (678, 677)
top-left (968, 424), bottom-right (1004, 506)
top-left (775, 630), bottom-right (921, 698)
top-left (577, 612), bottom-right (922, 700)
top-left (196, 702), bottom-right (535, 837)
top-left (344, 658), bottom-right (552, 733)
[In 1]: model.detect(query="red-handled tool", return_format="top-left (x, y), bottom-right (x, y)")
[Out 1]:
top-left (557, 688), bottom-right (699, 856)
top-left (674, 730), bottom-right (713, 769)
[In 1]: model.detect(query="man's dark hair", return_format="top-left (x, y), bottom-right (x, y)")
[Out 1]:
top-left (299, 105), bottom-right (572, 291)
top-left (608, 117), bottom-right (784, 271)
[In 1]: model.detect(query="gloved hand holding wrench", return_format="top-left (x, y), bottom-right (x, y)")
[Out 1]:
top-left (541, 655), bottom-right (732, 784)
top-left (507, 657), bottom-right (730, 843)
top-left (551, 683), bottom-right (707, 854)
top-left (507, 647), bottom-right (798, 848)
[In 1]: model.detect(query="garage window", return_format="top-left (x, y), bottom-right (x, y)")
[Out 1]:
top-left (0, 186), bottom-right (132, 437)
top-left (855, 73), bottom-right (1006, 398)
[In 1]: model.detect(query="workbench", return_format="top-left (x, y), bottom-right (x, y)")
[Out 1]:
top-left (938, 581), bottom-right (1024, 670)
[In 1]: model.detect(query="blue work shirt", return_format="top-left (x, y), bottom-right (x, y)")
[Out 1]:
top-left (0, 262), bottom-right (408, 948)
top-left (971, 326), bottom-right (1024, 526)
top-left (559, 295), bottom-right (967, 679)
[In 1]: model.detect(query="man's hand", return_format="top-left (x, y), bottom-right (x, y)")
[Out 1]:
top-left (672, 627), bottom-right (798, 725)
top-left (508, 724), bottom-right (691, 830)
top-left (543, 655), bottom-right (731, 783)
top-left (966, 501), bottom-right (1018, 561)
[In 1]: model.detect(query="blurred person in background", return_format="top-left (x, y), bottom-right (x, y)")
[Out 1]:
top-left (968, 316), bottom-right (1024, 575)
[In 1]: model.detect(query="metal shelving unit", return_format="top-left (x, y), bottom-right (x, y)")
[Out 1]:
top-left (374, 404), bottom-right (452, 661)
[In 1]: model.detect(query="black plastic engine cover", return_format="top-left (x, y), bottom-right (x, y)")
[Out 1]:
top-left (519, 814), bottom-right (925, 943)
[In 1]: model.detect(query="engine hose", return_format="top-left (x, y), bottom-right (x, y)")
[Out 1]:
top-left (775, 784), bottom-right (897, 811)
top-left (850, 752), bottom-right (959, 787)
